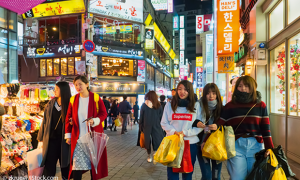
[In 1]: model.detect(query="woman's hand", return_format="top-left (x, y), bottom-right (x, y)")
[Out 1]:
top-left (174, 131), bottom-right (185, 136)
top-left (208, 124), bottom-right (218, 131)
top-left (264, 149), bottom-right (270, 158)
top-left (201, 142), bottom-right (205, 150)
top-left (197, 122), bottom-right (206, 129)
top-left (69, 118), bottom-right (73, 125)
top-left (66, 138), bottom-right (71, 145)
top-left (88, 119), bottom-right (94, 126)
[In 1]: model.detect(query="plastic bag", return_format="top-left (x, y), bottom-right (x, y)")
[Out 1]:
top-left (154, 135), bottom-right (180, 164)
top-left (140, 132), bottom-right (145, 148)
top-left (224, 126), bottom-right (236, 159)
top-left (173, 140), bottom-right (193, 173)
top-left (27, 148), bottom-right (44, 179)
top-left (202, 126), bottom-right (227, 161)
top-left (114, 118), bottom-right (122, 127)
top-left (167, 134), bottom-right (184, 168)
top-left (272, 145), bottom-right (295, 177)
top-left (269, 149), bottom-right (287, 180)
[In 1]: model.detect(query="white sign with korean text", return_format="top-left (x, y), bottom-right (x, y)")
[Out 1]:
top-left (180, 29), bottom-right (185, 50)
top-left (89, 0), bottom-right (143, 23)
top-left (180, 16), bottom-right (184, 28)
top-left (86, 52), bottom-right (94, 66)
top-left (180, 51), bottom-right (184, 65)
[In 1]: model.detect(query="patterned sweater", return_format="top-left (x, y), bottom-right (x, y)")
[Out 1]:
top-left (218, 101), bottom-right (274, 150)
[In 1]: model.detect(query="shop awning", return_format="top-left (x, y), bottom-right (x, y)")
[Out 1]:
top-left (0, 0), bottom-right (46, 14)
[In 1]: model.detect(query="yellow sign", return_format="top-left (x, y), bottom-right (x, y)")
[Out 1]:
top-left (120, 25), bottom-right (132, 33)
top-left (22, 0), bottom-right (85, 19)
top-left (196, 57), bottom-right (203, 67)
top-left (145, 14), bottom-right (153, 26)
top-left (218, 54), bottom-right (235, 73)
top-left (153, 22), bottom-right (172, 55)
top-left (169, 49), bottom-right (176, 60)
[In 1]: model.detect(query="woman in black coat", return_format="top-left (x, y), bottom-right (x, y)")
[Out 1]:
top-left (109, 100), bottom-right (119, 131)
top-left (139, 91), bottom-right (164, 163)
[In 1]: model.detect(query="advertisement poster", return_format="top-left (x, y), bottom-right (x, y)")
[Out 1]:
top-left (137, 60), bottom-right (145, 82)
top-left (91, 56), bottom-right (98, 77)
top-left (145, 25), bottom-right (155, 49)
top-left (89, 0), bottom-right (143, 23)
top-left (75, 61), bottom-right (86, 75)
top-left (86, 52), bottom-right (94, 66)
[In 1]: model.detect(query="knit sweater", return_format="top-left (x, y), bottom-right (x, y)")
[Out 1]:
top-left (218, 101), bottom-right (274, 150)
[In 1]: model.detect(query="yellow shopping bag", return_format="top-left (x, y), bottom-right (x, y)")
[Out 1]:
top-left (202, 126), bottom-right (227, 161)
top-left (269, 149), bottom-right (287, 180)
top-left (114, 118), bottom-right (122, 127)
top-left (154, 135), bottom-right (180, 165)
top-left (167, 134), bottom-right (184, 168)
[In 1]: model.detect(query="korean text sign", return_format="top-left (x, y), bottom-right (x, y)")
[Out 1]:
top-left (218, 54), bottom-right (235, 73)
top-left (89, 0), bottom-right (143, 23)
top-left (217, 0), bottom-right (239, 55)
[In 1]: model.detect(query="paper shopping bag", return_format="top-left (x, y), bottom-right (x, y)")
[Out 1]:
top-left (172, 140), bottom-right (193, 173)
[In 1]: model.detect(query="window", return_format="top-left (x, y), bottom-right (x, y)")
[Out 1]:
top-left (269, 1), bottom-right (284, 38)
top-left (187, 16), bottom-right (195, 20)
top-left (61, 58), bottom-right (67, 75)
top-left (187, 43), bottom-right (196, 47)
top-left (156, 71), bottom-right (164, 85)
top-left (54, 58), bottom-right (59, 76)
top-left (147, 64), bottom-right (154, 81)
top-left (187, 50), bottom-right (195, 54)
top-left (68, 57), bottom-right (75, 75)
top-left (9, 11), bottom-right (17, 31)
top-left (60, 17), bottom-right (78, 44)
top-left (270, 43), bottom-right (285, 114)
top-left (101, 58), bottom-right (136, 77)
top-left (40, 57), bottom-right (80, 77)
top-left (165, 76), bottom-right (171, 88)
top-left (187, 23), bottom-right (194, 27)
top-left (47, 59), bottom-right (53, 76)
top-left (40, 59), bottom-right (46, 77)
top-left (46, 18), bottom-right (59, 45)
top-left (187, 30), bottom-right (195, 34)
top-left (187, 37), bottom-right (194, 40)
top-left (0, 8), bottom-right (7, 29)
top-left (288, 0), bottom-right (300, 24)
top-left (39, 20), bottom-right (46, 44)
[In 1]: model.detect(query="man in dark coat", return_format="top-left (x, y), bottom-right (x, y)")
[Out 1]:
top-left (102, 96), bottom-right (110, 130)
top-left (133, 101), bottom-right (139, 124)
top-left (159, 95), bottom-right (166, 111)
top-left (118, 95), bottom-right (132, 134)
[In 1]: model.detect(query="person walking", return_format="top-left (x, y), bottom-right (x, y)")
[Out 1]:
top-left (161, 80), bottom-right (202, 180)
top-left (65, 75), bottom-right (108, 180)
top-left (139, 91), bottom-right (164, 163)
top-left (37, 82), bottom-right (71, 179)
top-left (133, 101), bottom-right (139, 124)
top-left (213, 75), bottom-right (274, 180)
top-left (102, 96), bottom-right (110, 130)
top-left (109, 99), bottom-right (119, 131)
top-left (118, 95), bottom-right (132, 134)
top-left (193, 83), bottom-right (223, 180)
top-left (159, 95), bottom-right (166, 111)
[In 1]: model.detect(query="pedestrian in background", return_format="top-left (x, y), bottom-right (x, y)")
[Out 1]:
top-left (159, 95), bottom-right (166, 112)
top-left (37, 82), bottom-right (71, 179)
top-left (193, 83), bottom-right (223, 180)
top-left (161, 80), bottom-right (202, 180)
top-left (216, 75), bottom-right (274, 180)
top-left (102, 96), bottom-right (110, 130)
top-left (139, 91), bottom-right (164, 163)
top-left (133, 101), bottom-right (139, 124)
top-left (109, 100), bottom-right (119, 131)
top-left (118, 95), bottom-right (132, 134)
top-left (171, 89), bottom-right (176, 96)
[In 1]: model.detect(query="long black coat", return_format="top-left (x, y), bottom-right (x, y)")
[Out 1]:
top-left (138, 103), bottom-right (164, 150)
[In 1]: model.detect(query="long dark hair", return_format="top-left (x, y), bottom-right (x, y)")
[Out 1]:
top-left (145, 91), bottom-right (161, 109)
top-left (232, 75), bottom-right (257, 104)
top-left (201, 83), bottom-right (223, 123)
top-left (111, 99), bottom-right (117, 109)
top-left (56, 81), bottom-right (72, 122)
top-left (171, 80), bottom-right (195, 113)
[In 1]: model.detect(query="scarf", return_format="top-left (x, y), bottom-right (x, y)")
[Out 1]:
top-left (200, 98), bottom-right (217, 125)
top-left (178, 99), bottom-right (189, 107)
top-left (234, 90), bottom-right (262, 104)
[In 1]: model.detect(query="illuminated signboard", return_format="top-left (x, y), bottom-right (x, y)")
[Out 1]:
top-left (173, 16), bottom-right (178, 29)
top-left (217, 0), bottom-right (240, 55)
top-left (180, 51), bottom-right (184, 65)
top-left (154, 23), bottom-right (171, 53)
top-left (145, 25), bottom-right (155, 49)
top-left (90, 0), bottom-right (143, 23)
top-left (145, 14), bottom-right (153, 26)
top-left (23, 0), bottom-right (85, 18)
top-left (180, 16), bottom-right (184, 28)
top-left (174, 59), bottom-right (179, 78)
top-left (168, 49), bottom-right (176, 60)
top-left (180, 29), bottom-right (185, 50)
top-left (196, 14), bottom-right (212, 34)
top-left (196, 57), bottom-right (203, 67)
top-left (151, 0), bottom-right (167, 11)
top-left (218, 54), bottom-right (235, 73)
top-left (167, 0), bottom-right (173, 13)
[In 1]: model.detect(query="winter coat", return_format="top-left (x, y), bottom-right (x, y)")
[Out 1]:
top-left (110, 105), bottom-right (119, 118)
top-left (133, 104), bottom-right (139, 117)
top-left (139, 100), bottom-right (164, 150)
top-left (65, 91), bottom-right (108, 180)
top-left (37, 98), bottom-right (70, 168)
top-left (103, 99), bottom-right (110, 113)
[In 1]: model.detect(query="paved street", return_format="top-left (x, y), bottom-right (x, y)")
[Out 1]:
top-left (56, 121), bottom-right (230, 180)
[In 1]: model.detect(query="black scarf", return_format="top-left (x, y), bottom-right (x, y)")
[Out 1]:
top-left (178, 99), bottom-right (189, 107)
top-left (234, 90), bottom-right (262, 104)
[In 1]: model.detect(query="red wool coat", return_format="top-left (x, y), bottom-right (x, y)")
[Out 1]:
top-left (65, 91), bottom-right (108, 180)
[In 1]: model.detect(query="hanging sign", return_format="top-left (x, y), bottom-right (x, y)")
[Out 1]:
top-left (196, 14), bottom-right (212, 34)
top-left (86, 52), bottom-right (94, 66)
top-left (217, 0), bottom-right (240, 55)
top-left (137, 60), bottom-right (146, 82)
top-left (196, 57), bottom-right (203, 67)
top-left (218, 54), bottom-right (235, 73)
top-left (173, 16), bottom-right (179, 29)
top-left (83, 40), bottom-right (95, 52)
top-left (145, 25), bottom-right (155, 49)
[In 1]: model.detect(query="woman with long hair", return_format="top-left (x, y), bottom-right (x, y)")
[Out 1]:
top-left (109, 99), bottom-right (119, 131)
top-left (161, 80), bottom-right (202, 180)
top-left (216, 75), bottom-right (274, 180)
top-left (65, 75), bottom-right (108, 180)
top-left (193, 83), bottom-right (223, 180)
top-left (37, 81), bottom-right (71, 179)
top-left (139, 91), bottom-right (164, 162)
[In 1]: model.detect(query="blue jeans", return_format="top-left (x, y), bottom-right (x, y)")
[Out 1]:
top-left (227, 137), bottom-right (264, 180)
top-left (167, 143), bottom-right (198, 180)
top-left (197, 148), bottom-right (222, 180)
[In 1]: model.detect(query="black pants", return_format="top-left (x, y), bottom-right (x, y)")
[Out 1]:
top-left (104, 117), bottom-right (107, 129)
top-left (134, 116), bottom-right (138, 124)
top-left (72, 170), bottom-right (93, 180)
top-left (42, 138), bottom-right (69, 180)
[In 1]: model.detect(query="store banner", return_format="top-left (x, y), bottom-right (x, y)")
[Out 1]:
top-left (154, 23), bottom-right (171, 53)
top-left (217, 0), bottom-right (240, 55)
top-left (89, 0), bottom-right (143, 23)
top-left (137, 60), bottom-right (145, 82)
top-left (167, 0), bottom-right (173, 13)
top-left (180, 16), bottom-right (184, 28)
top-left (180, 29), bottom-right (185, 50)
top-left (196, 67), bottom-right (203, 88)
top-left (196, 14), bottom-right (212, 34)
top-left (218, 54), bottom-right (235, 73)
top-left (90, 83), bottom-right (145, 94)
top-left (23, 0), bottom-right (85, 18)
top-left (173, 16), bottom-right (179, 29)
top-left (196, 57), bottom-right (203, 67)
top-left (75, 61), bottom-right (86, 75)
top-left (92, 45), bottom-right (144, 59)
top-left (145, 25), bottom-right (155, 50)
top-left (151, 0), bottom-right (167, 11)
top-left (91, 56), bottom-right (98, 77)
top-left (24, 44), bottom-right (82, 58)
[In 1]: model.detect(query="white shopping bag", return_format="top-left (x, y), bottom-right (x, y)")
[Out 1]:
top-left (27, 148), bottom-right (44, 179)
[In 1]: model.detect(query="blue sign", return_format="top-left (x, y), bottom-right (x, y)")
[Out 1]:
top-left (83, 40), bottom-right (95, 52)
top-left (259, 43), bottom-right (265, 48)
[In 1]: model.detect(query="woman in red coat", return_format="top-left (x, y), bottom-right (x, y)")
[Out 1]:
top-left (65, 75), bottom-right (108, 180)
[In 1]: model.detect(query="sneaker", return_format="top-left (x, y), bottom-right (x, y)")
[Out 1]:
top-left (125, 130), bottom-right (128, 132)
top-left (147, 154), bottom-right (152, 163)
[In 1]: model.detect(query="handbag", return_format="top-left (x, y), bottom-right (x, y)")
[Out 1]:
top-left (172, 140), bottom-right (193, 173)
top-left (140, 132), bottom-right (145, 148)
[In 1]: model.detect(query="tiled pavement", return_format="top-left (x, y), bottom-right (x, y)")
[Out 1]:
top-left (56, 123), bottom-right (230, 180)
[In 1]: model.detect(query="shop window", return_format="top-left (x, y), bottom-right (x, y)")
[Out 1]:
top-left (40, 59), bottom-right (46, 77)
top-left (74, 57), bottom-right (81, 75)
top-left (61, 58), bottom-right (67, 75)
top-left (0, 7), bottom-right (7, 29)
top-left (39, 20), bottom-right (46, 44)
top-left (9, 11), bottom-right (17, 32)
top-left (46, 18), bottom-right (59, 45)
top-left (165, 76), bottom-right (171, 89)
top-left (288, 34), bottom-right (300, 116)
top-left (147, 64), bottom-right (155, 81)
top-left (270, 43), bottom-right (285, 114)
top-left (0, 47), bottom-right (8, 82)
top-left (68, 57), bottom-right (75, 75)
top-left (54, 58), bottom-right (59, 76)
top-left (60, 17), bottom-right (78, 44)
top-left (269, 1), bottom-right (284, 38)
top-left (156, 71), bottom-right (164, 85)
top-left (47, 59), bottom-right (53, 76)
top-left (101, 58), bottom-right (136, 77)
top-left (288, 0), bottom-right (300, 24)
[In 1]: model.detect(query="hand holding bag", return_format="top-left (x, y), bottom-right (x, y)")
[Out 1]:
top-left (154, 135), bottom-right (180, 165)
top-left (167, 134), bottom-right (184, 168)
top-left (172, 140), bottom-right (193, 173)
